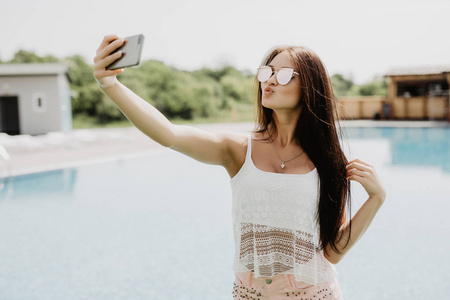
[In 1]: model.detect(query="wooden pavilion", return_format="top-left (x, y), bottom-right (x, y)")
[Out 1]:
top-left (384, 66), bottom-right (450, 120)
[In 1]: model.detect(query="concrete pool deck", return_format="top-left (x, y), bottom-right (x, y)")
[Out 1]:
top-left (0, 122), bottom-right (254, 177)
top-left (0, 120), bottom-right (448, 177)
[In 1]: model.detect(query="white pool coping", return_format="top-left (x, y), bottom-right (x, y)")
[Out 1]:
top-left (0, 121), bottom-right (448, 177)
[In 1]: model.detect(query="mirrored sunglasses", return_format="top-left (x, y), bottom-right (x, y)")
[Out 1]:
top-left (257, 66), bottom-right (299, 85)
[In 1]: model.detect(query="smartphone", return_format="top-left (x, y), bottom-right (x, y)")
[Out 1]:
top-left (106, 34), bottom-right (145, 70)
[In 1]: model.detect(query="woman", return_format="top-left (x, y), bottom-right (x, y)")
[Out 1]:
top-left (94, 35), bottom-right (386, 299)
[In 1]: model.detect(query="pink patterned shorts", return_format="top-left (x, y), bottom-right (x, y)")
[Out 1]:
top-left (232, 271), bottom-right (343, 300)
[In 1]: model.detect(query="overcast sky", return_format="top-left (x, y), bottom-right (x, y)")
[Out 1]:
top-left (1, 0), bottom-right (449, 83)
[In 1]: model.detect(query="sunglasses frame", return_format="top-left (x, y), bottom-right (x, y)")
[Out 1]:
top-left (257, 66), bottom-right (300, 85)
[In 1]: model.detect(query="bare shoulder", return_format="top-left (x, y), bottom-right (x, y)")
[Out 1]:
top-left (220, 130), bottom-right (248, 160)
top-left (220, 130), bottom-right (248, 146)
top-left (168, 123), bottom-right (252, 177)
top-left (169, 124), bottom-right (249, 170)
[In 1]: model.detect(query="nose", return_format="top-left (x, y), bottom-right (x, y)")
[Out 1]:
top-left (266, 71), bottom-right (278, 86)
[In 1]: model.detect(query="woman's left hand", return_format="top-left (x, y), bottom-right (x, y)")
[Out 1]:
top-left (346, 159), bottom-right (386, 203)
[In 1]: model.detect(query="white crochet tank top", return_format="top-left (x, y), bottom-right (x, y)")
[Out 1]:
top-left (230, 133), bottom-right (337, 285)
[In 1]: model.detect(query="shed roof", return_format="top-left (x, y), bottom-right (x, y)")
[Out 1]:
top-left (385, 65), bottom-right (450, 77)
top-left (0, 63), bottom-right (71, 82)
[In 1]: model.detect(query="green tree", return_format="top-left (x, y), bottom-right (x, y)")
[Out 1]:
top-left (357, 78), bottom-right (387, 96)
top-left (4, 50), bottom-right (258, 125)
top-left (65, 54), bottom-right (127, 123)
top-left (195, 65), bottom-right (255, 108)
top-left (117, 60), bottom-right (223, 120)
top-left (9, 50), bottom-right (59, 63)
top-left (65, 55), bottom-right (98, 115)
top-left (331, 74), bottom-right (387, 97)
top-left (331, 74), bottom-right (354, 96)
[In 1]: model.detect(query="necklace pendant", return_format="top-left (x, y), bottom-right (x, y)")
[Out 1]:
top-left (280, 161), bottom-right (285, 169)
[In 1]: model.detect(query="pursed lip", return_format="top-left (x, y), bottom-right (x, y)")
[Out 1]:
top-left (264, 87), bottom-right (274, 94)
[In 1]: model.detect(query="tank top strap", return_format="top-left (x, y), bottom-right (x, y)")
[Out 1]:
top-left (246, 133), bottom-right (252, 160)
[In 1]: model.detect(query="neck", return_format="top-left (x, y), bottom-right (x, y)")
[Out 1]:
top-left (269, 107), bottom-right (302, 147)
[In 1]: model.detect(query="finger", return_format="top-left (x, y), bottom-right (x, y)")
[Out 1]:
top-left (346, 162), bottom-right (372, 173)
top-left (96, 34), bottom-right (120, 54)
top-left (96, 50), bottom-right (124, 70)
top-left (352, 159), bottom-right (372, 168)
top-left (95, 40), bottom-right (124, 64)
top-left (96, 38), bottom-right (125, 61)
top-left (346, 168), bottom-right (369, 178)
top-left (345, 162), bottom-right (371, 171)
top-left (346, 174), bottom-right (367, 184)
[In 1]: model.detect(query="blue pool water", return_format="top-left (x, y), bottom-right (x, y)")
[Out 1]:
top-left (0, 126), bottom-right (449, 300)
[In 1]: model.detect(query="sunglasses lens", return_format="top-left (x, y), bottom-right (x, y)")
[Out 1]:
top-left (257, 67), bottom-right (272, 82)
top-left (277, 69), bottom-right (294, 85)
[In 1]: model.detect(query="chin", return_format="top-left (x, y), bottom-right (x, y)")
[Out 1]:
top-left (261, 98), bottom-right (274, 110)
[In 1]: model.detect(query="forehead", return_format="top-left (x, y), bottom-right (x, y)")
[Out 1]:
top-left (268, 51), bottom-right (294, 68)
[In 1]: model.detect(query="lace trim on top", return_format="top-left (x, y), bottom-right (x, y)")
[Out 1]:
top-left (230, 133), bottom-right (337, 285)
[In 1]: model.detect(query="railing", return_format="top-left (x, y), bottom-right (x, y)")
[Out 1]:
top-left (338, 96), bottom-right (386, 120)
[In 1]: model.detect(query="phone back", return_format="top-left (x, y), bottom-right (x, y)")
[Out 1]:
top-left (107, 34), bottom-right (145, 70)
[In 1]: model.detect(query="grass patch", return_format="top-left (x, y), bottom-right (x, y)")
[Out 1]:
top-left (72, 114), bottom-right (133, 129)
top-left (72, 101), bottom-right (255, 129)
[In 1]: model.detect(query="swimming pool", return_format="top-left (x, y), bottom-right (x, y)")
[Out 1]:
top-left (0, 126), bottom-right (449, 299)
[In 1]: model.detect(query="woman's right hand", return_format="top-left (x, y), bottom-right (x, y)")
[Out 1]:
top-left (93, 35), bottom-right (126, 89)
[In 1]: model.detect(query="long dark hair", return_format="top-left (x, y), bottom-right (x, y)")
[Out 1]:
top-left (253, 45), bottom-right (351, 257)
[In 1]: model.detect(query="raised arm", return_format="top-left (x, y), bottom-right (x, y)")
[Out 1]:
top-left (93, 35), bottom-right (237, 167)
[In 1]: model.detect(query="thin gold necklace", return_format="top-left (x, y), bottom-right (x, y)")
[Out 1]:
top-left (269, 136), bottom-right (305, 169)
